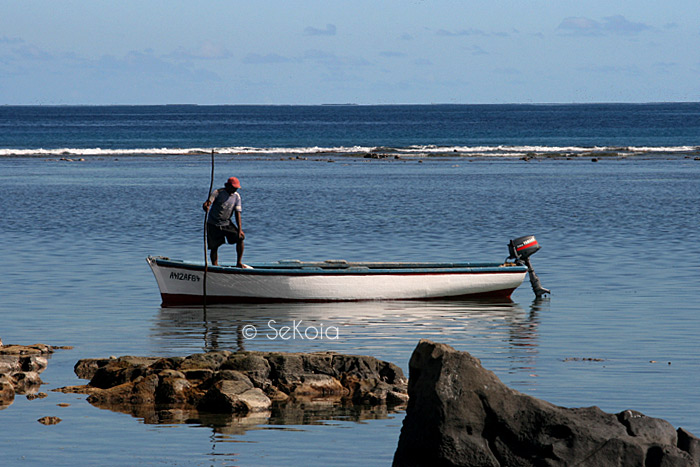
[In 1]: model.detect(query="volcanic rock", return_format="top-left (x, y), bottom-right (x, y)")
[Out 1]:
top-left (393, 340), bottom-right (700, 467)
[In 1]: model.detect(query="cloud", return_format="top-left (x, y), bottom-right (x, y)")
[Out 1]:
top-left (436, 28), bottom-right (488, 37)
top-left (0, 40), bottom-right (221, 81)
top-left (1, 41), bottom-right (222, 100)
top-left (11, 44), bottom-right (53, 60)
top-left (168, 41), bottom-right (233, 60)
top-left (380, 51), bottom-right (406, 58)
top-left (602, 15), bottom-right (653, 35)
top-left (240, 49), bottom-right (371, 73)
top-left (83, 51), bottom-right (223, 87)
top-left (465, 45), bottom-right (488, 56)
top-left (304, 24), bottom-right (337, 36)
top-left (96, 50), bottom-right (191, 74)
top-left (558, 15), bottom-right (652, 36)
top-left (577, 64), bottom-right (641, 75)
top-left (30, 48), bottom-right (216, 84)
top-left (302, 49), bottom-right (371, 68)
top-left (0, 36), bottom-right (24, 45)
top-left (558, 17), bottom-right (600, 36)
top-left (242, 53), bottom-right (294, 64)
top-left (302, 49), bottom-right (337, 62)
top-left (436, 28), bottom-right (509, 38)
top-left (651, 62), bottom-right (678, 73)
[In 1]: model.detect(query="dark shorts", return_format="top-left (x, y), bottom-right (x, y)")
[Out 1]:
top-left (207, 222), bottom-right (243, 249)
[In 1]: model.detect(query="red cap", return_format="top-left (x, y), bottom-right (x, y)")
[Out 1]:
top-left (226, 177), bottom-right (241, 188)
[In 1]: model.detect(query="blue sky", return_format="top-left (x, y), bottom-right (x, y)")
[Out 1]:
top-left (1, 1), bottom-right (698, 104)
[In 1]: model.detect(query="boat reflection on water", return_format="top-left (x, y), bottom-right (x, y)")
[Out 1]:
top-left (152, 297), bottom-right (544, 378)
top-left (154, 298), bottom-right (543, 364)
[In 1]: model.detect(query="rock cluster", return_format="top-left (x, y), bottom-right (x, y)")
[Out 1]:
top-left (37, 416), bottom-right (62, 425)
top-left (394, 340), bottom-right (700, 467)
top-left (0, 343), bottom-right (54, 408)
top-left (57, 350), bottom-right (408, 420)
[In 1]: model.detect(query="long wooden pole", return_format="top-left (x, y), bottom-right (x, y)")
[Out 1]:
top-left (203, 149), bottom-right (215, 310)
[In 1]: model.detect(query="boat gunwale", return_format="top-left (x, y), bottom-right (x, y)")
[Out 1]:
top-left (147, 256), bottom-right (528, 276)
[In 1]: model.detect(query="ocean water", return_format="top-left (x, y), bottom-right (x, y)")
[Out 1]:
top-left (2, 103), bottom-right (700, 157)
top-left (1, 105), bottom-right (700, 466)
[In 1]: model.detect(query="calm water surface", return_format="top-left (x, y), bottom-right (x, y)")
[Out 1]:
top-left (1, 155), bottom-right (699, 465)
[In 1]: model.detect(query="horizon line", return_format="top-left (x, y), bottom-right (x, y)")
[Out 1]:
top-left (3, 101), bottom-right (700, 107)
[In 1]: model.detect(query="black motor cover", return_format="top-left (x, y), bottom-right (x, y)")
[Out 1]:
top-left (508, 235), bottom-right (541, 260)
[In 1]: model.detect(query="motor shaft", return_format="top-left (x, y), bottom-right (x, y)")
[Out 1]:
top-left (523, 257), bottom-right (550, 298)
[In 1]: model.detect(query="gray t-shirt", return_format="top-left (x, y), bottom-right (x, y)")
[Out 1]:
top-left (207, 189), bottom-right (241, 227)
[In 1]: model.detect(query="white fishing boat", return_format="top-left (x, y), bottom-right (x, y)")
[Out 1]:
top-left (147, 236), bottom-right (549, 306)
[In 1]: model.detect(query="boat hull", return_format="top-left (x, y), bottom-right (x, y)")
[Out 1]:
top-left (147, 256), bottom-right (528, 306)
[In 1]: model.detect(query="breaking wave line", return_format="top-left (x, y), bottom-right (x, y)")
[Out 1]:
top-left (1, 145), bottom-right (699, 158)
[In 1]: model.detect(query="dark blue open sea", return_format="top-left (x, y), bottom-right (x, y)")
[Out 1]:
top-left (1, 105), bottom-right (700, 465)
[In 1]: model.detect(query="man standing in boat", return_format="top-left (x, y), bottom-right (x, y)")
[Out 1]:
top-left (202, 177), bottom-right (245, 267)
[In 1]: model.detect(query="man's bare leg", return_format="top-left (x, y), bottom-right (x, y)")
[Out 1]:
top-left (236, 241), bottom-right (244, 268)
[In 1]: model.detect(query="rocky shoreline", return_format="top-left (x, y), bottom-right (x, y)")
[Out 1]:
top-left (5, 338), bottom-right (699, 465)
top-left (55, 349), bottom-right (409, 424)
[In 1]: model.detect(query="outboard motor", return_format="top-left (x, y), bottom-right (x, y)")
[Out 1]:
top-left (507, 235), bottom-right (550, 298)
